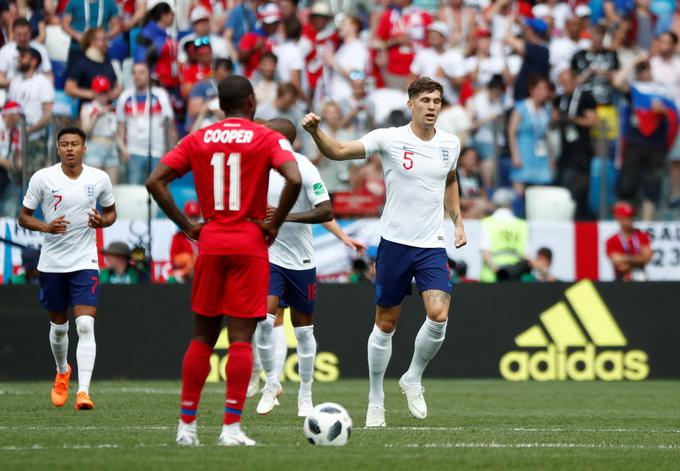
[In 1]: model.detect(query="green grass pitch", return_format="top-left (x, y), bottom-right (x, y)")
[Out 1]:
top-left (1, 379), bottom-right (679, 470)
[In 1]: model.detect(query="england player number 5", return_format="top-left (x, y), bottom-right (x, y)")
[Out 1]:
top-left (403, 151), bottom-right (414, 170)
top-left (210, 152), bottom-right (241, 211)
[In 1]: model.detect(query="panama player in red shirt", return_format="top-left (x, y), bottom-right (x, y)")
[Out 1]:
top-left (146, 75), bottom-right (302, 447)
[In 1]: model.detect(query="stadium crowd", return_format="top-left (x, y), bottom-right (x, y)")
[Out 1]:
top-left (1, 0), bottom-right (679, 221)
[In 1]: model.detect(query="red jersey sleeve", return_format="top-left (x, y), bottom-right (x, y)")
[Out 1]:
top-left (605, 235), bottom-right (620, 257)
top-left (161, 135), bottom-right (193, 176)
top-left (637, 230), bottom-right (651, 247)
top-left (267, 131), bottom-right (296, 170)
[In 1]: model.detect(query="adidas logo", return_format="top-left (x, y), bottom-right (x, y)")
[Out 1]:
top-left (499, 280), bottom-right (649, 381)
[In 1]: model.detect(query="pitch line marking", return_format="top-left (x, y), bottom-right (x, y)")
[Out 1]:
top-left (387, 442), bottom-right (680, 450)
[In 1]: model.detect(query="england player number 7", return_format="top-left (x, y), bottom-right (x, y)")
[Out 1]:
top-left (210, 152), bottom-right (241, 210)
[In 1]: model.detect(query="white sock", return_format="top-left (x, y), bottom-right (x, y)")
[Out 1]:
top-left (75, 316), bottom-right (96, 394)
top-left (367, 323), bottom-right (394, 408)
top-left (49, 321), bottom-right (69, 374)
top-left (273, 325), bottom-right (287, 382)
top-left (256, 314), bottom-right (277, 386)
top-left (402, 318), bottom-right (447, 385)
top-left (251, 324), bottom-right (262, 374)
top-left (294, 325), bottom-right (316, 396)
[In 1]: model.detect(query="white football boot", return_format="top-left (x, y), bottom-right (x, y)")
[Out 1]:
top-left (399, 375), bottom-right (427, 419)
top-left (256, 382), bottom-right (282, 415)
top-left (176, 420), bottom-right (200, 446)
top-left (217, 424), bottom-right (256, 446)
top-left (365, 405), bottom-right (386, 428)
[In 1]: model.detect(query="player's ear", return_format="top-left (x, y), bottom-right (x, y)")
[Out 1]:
top-left (407, 99), bottom-right (414, 111)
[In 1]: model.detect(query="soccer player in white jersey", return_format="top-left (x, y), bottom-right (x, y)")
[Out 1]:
top-left (254, 118), bottom-right (333, 417)
top-left (18, 126), bottom-right (117, 410)
top-left (302, 77), bottom-right (467, 427)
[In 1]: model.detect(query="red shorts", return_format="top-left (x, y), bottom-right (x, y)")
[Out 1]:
top-left (191, 254), bottom-right (268, 318)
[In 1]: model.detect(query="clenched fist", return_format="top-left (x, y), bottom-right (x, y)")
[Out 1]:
top-left (302, 113), bottom-right (321, 134)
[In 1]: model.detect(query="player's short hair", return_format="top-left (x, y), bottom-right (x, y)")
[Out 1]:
top-left (12, 17), bottom-right (30, 30)
top-left (57, 126), bottom-right (87, 144)
top-left (407, 77), bottom-right (444, 100)
top-left (217, 75), bottom-right (254, 113)
top-left (266, 118), bottom-right (297, 144)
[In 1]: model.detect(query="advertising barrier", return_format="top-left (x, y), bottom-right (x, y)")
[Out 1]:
top-left (2, 281), bottom-right (679, 381)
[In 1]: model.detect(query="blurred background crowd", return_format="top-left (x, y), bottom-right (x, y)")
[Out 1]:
top-left (0, 0), bottom-right (677, 283)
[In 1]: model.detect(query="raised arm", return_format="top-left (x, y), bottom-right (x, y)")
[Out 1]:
top-left (445, 170), bottom-right (467, 248)
top-left (302, 113), bottom-right (366, 161)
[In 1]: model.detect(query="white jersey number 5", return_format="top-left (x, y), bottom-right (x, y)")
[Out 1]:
top-left (210, 152), bottom-right (241, 211)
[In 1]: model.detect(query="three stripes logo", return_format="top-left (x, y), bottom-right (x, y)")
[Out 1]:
top-left (500, 280), bottom-right (649, 381)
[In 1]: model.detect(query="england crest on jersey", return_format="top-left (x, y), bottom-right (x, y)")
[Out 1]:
top-left (439, 147), bottom-right (451, 166)
top-left (84, 184), bottom-right (96, 200)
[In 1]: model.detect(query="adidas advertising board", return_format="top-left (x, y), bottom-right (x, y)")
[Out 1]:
top-left (1, 283), bottom-right (679, 380)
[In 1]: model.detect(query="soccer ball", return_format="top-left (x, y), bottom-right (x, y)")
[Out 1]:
top-left (303, 402), bottom-right (352, 446)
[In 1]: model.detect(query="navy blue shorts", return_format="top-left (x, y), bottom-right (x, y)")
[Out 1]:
top-left (39, 270), bottom-right (100, 312)
top-left (268, 263), bottom-right (316, 314)
top-left (374, 238), bottom-right (452, 307)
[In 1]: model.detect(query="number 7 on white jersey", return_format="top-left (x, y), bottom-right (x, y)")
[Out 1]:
top-left (210, 152), bottom-right (241, 211)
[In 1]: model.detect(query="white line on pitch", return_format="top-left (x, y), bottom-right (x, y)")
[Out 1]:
top-left (0, 443), bottom-right (170, 451)
top-left (386, 442), bottom-right (680, 450)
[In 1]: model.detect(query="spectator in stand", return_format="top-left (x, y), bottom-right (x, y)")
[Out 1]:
top-left (437, 97), bottom-right (471, 146)
top-left (408, 21), bottom-right (465, 105)
top-left (458, 146), bottom-right (492, 219)
top-left (553, 68), bottom-right (597, 220)
top-left (224, 0), bottom-right (263, 51)
top-left (61, 0), bottom-right (122, 63)
top-left (651, 31), bottom-right (680, 209)
top-left (505, 16), bottom-right (550, 102)
top-left (631, 0), bottom-right (656, 51)
top-left (135, 0), bottom-right (181, 116)
top-left (374, 0), bottom-right (432, 90)
top-left (251, 51), bottom-right (279, 107)
top-left (437, 0), bottom-right (475, 49)
top-left (255, 81), bottom-right (305, 149)
top-left (279, 0), bottom-right (299, 22)
top-left (350, 153), bottom-right (385, 197)
top-left (606, 202), bottom-right (653, 281)
top-left (483, 0), bottom-right (516, 55)
top-left (7, 247), bottom-right (40, 285)
top-left (65, 27), bottom-right (121, 103)
top-left (522, 247), bottom-right (557, 282)
top-left (550, 16), bottom-right (589, 86)
top-left (339, 71), bottom-right (376, 138)
top-left (508, 75), bottom-right (553, 198)
top-left (323, 15), bottom-right (368, 104)
top-left (8, 47), bottom-right (53, 177)
top-left (571, 24), bottom-right (620, 154)
top-left (180, 36), bottom-right (213, 99)
top-left (17, 0), bottom-right (47, 43)
top-left (273, 17), bottom-right (304, 95)
top-left (185, 57), bottom-right (232, 132)
top-left (100, 242), bottom-right (151, 284)
top-left (613, 54), bottom-right (674, 221)
top-left (0, 18), bottom-right (51, 88)
top-left (112, 0), bottom-right (148, 61)
top-left (467, 74), bottom-right (506, 190)
top-left (299, 1), bottom-right (338, 102)
top-left (313, 101), bottom-right (354, 193)
top-left (116, 61), bottom-right (176, 185)
top-left (0, 101), bottom-right (22, 217)
top-left (169, 200), bottom-right (199, 282)
top-left (237, 2), bottom-right (282, 78)
top-left (178, 6), bottom-right (231, 64)
top-left (80, 75), bottom-right (120, 184)
top-left (465, 28), bottom-right (514, 90)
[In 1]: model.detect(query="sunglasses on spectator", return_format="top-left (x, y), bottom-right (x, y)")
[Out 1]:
top-left (193, 37), bottom-right (211, 48)
top-left (349, 70), bottom-right (365, 81)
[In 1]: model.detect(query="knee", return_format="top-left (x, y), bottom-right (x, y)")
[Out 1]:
top-left (76, 316), bottom-right (95, 337)
top-left (428, 310), bottom-right (449, 323)
top-left (376, 318), bottom-right (397, 333)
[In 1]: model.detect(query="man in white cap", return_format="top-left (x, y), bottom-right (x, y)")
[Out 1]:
top-left (178, 6), bottom-right (232, 64)
top-left (408, 21), bottom-right (465, 105)
top-left (237, 2), bottom-right (283, 77)
top-left (0, 100), bottom-right (22, 216)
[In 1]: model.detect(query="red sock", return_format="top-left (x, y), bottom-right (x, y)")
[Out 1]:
top-left (180, 339), bottom-right (213, 424)
top-left (224, 342), bottom-right (253, 425)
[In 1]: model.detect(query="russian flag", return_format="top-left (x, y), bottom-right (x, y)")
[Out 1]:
top-left (630, 82), bottom-right (679, 148)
